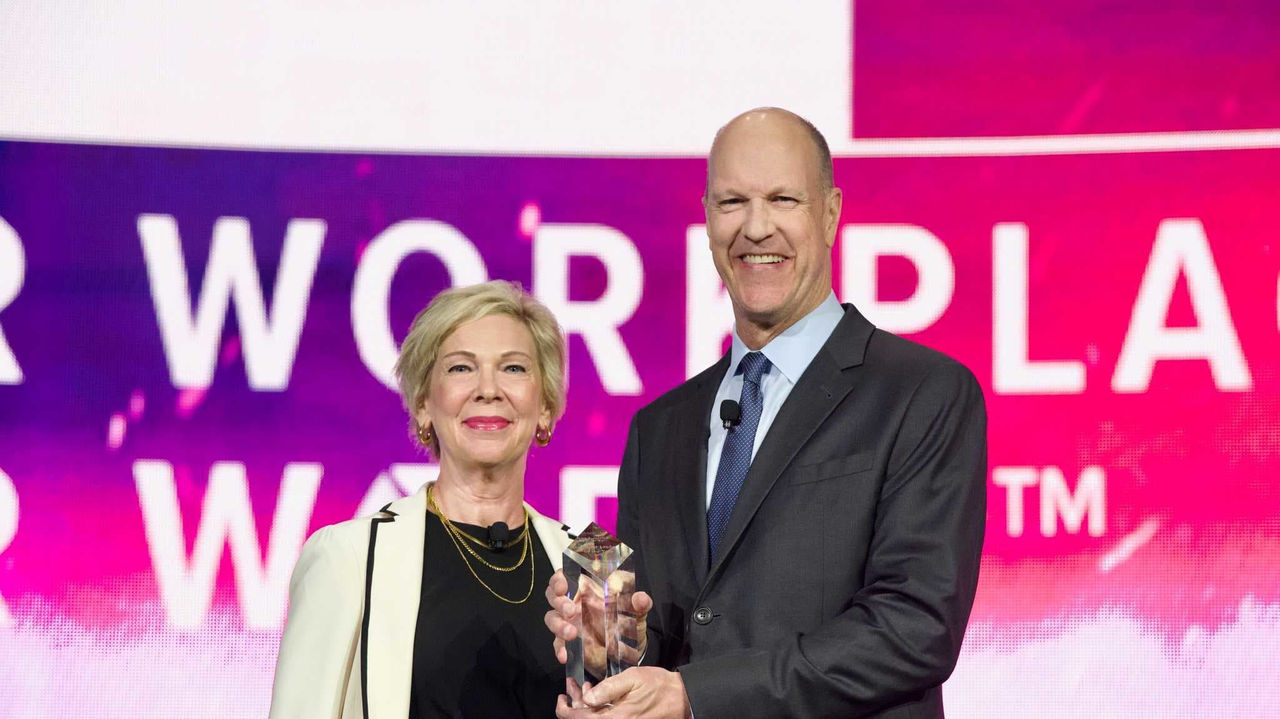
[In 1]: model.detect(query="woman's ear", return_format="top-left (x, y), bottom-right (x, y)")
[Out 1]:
top-left (539, 402), bottom-right (553, 433)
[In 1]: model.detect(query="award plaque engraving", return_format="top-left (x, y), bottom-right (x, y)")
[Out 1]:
top-left (563, 522), bottom-right (641, 705)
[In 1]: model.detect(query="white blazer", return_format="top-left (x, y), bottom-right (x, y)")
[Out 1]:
top-left (268, 484), bottom-right (574, 718)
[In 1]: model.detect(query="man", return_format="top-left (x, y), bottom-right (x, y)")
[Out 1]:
top-left (546, 107), bottom-right (987, 718)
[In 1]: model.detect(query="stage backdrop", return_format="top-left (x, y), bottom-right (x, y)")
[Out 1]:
top-left (1, 2), bottom-right (1279, 717)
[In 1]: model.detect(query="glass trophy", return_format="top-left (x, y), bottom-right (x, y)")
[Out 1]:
top-left (563, 522), bottom-right (641, 706)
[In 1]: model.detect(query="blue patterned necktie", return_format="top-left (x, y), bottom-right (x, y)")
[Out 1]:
top-left (707, 351), bottom-right (771, 566)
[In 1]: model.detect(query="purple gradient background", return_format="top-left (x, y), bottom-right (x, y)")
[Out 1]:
top-left (2, 1), bottom-right (1280, 713)
top-left (1, 141), bottom-right (1278, 714)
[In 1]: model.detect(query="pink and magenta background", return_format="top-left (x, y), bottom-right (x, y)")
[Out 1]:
top-left (2, 2), bottom-right (1280, 716)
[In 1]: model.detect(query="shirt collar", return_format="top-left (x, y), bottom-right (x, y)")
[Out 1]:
top-left (728, 292), bottom-right (844, 384)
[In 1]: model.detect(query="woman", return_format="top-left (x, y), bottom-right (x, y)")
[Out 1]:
top-left (270, 280), bottom-right (573, 718)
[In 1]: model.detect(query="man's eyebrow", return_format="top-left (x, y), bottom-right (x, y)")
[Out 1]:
top-left (767, 186), bottom-right (807, 197)
top-left (708, 186), bottom-right (808, 199)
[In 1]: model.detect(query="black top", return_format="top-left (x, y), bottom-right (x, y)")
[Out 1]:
top-left (409, 511), bottom-right (560, 719)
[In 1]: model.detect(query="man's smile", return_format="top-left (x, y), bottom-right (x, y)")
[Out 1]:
top-left (738, 253), bottom-right (788, 265)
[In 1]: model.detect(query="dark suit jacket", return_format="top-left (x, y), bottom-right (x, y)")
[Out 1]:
top-left (616, 304), bottom-right (987, 718)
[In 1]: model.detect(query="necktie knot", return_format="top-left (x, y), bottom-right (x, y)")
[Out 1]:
top-left (739, 351), bottom-right (771, 386)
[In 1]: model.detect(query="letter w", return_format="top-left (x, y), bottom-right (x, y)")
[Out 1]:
top-left (139, 214), bottom-right (324, 390)
top-left (134, 460), bottom-right (321, 630)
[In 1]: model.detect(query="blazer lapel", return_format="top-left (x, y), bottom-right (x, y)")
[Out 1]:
top-left (672, 356), bottom-right (728, 586)
top-left (529, 505), bottom-right (572, 570)
top-left (706, 306), bottom-right (873, 583)
top-left (363, 486), bottom-right (427, 719)
top-left (359, 487), bottom-right (571, 718)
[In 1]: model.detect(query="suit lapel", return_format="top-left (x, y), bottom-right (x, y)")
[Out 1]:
top-left (363, 486), bottom-right (427, 719)
top-left (706, 306), bottom-right (873, 583)
top-left (672, 356), bottom-right (727, 587)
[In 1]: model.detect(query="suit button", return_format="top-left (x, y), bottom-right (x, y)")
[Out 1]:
top-left (693, 606), bottom-right (713, 625)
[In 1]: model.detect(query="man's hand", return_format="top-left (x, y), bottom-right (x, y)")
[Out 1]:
top-left (544, 569), bottom-right (653, 675)
top-left (555, 667), bottom-right (691, 718)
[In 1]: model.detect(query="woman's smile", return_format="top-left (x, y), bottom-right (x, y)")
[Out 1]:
top-left (463, 416), bottom-right (512, 431)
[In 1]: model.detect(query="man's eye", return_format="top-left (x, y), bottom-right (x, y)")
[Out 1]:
top-left (719, 198), bottom-right (745, 207)
top-left (773, 196), bottom-right (798, 205)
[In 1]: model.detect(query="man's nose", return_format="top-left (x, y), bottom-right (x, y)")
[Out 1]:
top-left (742, 198), bottom-right (774, 241)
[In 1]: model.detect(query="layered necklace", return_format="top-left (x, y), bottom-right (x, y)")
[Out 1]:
top-left (426, 484), bottom-right (535, 604)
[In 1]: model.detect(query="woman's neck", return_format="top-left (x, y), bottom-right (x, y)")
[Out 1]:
top-left (430, 461), bottom-right (527, 527)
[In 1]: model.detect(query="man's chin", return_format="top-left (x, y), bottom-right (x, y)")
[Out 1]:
top-left (736, 302), bottom-right (792, 330)
top-left (729, 286), bottom-right (789, 314)
top-left (732, 290), bottom-right (825, 335)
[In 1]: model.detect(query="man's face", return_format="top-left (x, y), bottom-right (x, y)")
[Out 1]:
top-left (704, 113), bottom-right (841, 336)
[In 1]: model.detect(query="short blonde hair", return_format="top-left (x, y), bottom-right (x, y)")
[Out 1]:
top-left (394, 280), bottom-right (567, 455)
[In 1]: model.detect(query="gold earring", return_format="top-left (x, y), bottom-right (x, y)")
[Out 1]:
top-left (535, 426), bottom-right (551, 446)
top-left (416, 423), bottom-right (433, 446)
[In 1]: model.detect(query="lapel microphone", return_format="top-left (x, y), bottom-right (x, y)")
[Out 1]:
top-left (487, 522), bottom-right (511, 551)
top-left (720, 399), bottom-right (742, 429)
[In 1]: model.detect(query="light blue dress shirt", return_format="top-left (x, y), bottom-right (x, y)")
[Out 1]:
top-left (704, 293), bottom-right (846, 508)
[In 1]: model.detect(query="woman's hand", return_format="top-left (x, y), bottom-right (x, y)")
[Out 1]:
top-left (544, 569), bottom-right (652, 676)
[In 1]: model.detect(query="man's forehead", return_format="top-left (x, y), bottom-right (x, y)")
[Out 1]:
top-left (707, 141), bottom-right (819, 190)
top-left (712, 116), bottom-right (808, 156)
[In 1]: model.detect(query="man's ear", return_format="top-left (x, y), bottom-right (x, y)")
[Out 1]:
top-left (824, 187), bottom-right (843, 248)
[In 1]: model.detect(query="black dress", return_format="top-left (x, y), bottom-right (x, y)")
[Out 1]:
top-left (409, 511), bottom-right (561, 718)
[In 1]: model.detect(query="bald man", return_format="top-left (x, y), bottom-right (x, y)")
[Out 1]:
top-left (547, 108), bottom-right (987, 719)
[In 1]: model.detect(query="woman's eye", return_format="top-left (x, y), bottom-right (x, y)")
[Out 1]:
top-left (446, 364), bottom-right (470, 373)
top-left (504, 364), bottom-right (528, 374)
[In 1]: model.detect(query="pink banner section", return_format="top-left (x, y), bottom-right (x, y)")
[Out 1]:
top-left (853, 0), bottom-right (1280, 137)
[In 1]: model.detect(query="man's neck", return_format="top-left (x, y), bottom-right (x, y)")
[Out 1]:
top-left (734, 294), bottom-right (829, 350)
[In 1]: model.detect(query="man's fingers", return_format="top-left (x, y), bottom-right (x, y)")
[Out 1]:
top-left (616, 642), bottom-right (644, 667)
top-left (584, 673), bottom-right (634, 707)
top-left (632, 590), bottom-right (653, 615)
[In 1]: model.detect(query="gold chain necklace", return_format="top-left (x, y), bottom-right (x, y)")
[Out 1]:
top-left (451, 523), bottom-right (529, 549)
top-left (445, 512), bottom-right (530, 553)
top-left (427, 485), bottom-right (536, 604)
top-left (428, 486), bottom-right (530, 571)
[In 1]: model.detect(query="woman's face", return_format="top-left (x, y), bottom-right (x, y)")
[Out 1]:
top-left (415, 314), bottom-right (550, 474)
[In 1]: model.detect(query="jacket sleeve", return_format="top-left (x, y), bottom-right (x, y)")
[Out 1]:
top-left (615, 413), bottom-right (664, 668)
top-left (268, 524), bottom-right (366, 719)
top-left (679, 360), bottom-right (988, 718)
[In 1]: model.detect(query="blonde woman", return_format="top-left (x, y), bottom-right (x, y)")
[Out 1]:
top-left (270, 281), bottom-right (573, 718)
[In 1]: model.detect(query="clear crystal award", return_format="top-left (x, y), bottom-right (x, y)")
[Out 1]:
top-left (563, 522), bottom-right (642, 705)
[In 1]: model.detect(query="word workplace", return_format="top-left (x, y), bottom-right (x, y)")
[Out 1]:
top-left (0, 213), bottom-right (1270, 394)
